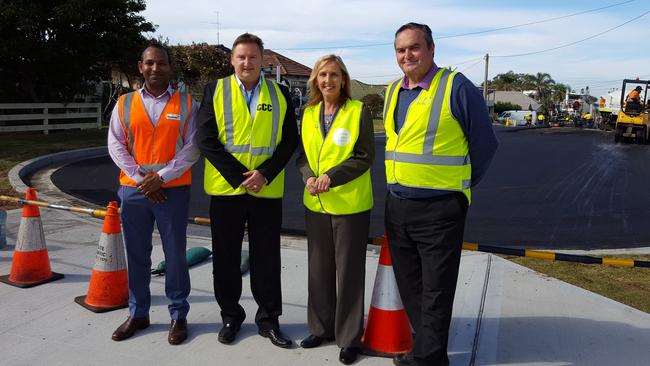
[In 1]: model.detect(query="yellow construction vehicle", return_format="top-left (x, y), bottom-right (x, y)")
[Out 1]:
top-left (614, 79), bottom-right (650, 143)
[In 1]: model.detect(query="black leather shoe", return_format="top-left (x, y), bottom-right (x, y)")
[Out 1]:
top-left (393, 352), bottom-right (413, 366)
top-left (300, 334), bottom-right (334, 348)
top-left (111, 316), bottom-right (150, 341)
top-left (168, 319), bottom-right (188, 345)
top-left (339, 347), bottom-right (359, 365)
top-left (259, 328), bottom-right (293, 348)
top-left (218, 322), bottom-right (240, 344)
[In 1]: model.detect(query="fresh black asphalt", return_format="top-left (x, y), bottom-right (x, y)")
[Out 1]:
top-left (49, 126), bottom-right (650, 249)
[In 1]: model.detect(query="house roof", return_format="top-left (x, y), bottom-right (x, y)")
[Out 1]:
top-left (350, 79), bottom-right (387, 100)
top-left (488, 91), bottom-right (542, 111)
top-left (210, 45), bottom-right (312, 78)
top-left (263, 50), bottom-right (312, 77)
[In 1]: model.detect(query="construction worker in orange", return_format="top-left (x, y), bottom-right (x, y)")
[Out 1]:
top-left (107, 40), bottom-right (199, 345)
top-left (626, 86), bottom-right (642, 104)
top-left (384, 23), bottom-right (498, 366)
top-left (0, 187), bottom-right (63, 287)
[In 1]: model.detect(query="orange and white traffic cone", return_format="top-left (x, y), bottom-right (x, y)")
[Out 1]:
top-left (0, 188), bottom-right (64, 288)
top-left (361, 233), bottom-right (413, 357)
top-left (75, 201), bottom-right (128, 312)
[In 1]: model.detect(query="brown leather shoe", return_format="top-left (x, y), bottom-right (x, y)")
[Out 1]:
top-left (112, 316), bottom-right (150, 341)
top-left (168, 319), bottom-right (188, 345)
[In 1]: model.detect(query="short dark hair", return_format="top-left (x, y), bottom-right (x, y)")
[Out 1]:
top-left (395, 22), bottom-right (434, 49)
top-left (232, 33), bottom-right (264, 54)
top-left (141, 39), bottom-right (172, 64)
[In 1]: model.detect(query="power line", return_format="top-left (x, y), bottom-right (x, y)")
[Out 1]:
top-left (436, 0), bottom-right (636, 39)
top-left (459, 58), bottom-right (484, 73)
top-left (353, 55), bottom-right (484, 79)
top-left (451, 56), bottom-right (485, 66)
top-left (273, 0), bottom-right (636, 51)
top-left (492, 11), bottom-right (649, 58)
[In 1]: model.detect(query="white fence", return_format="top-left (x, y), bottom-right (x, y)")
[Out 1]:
top-left (0, 103), bottom-right (102, 134)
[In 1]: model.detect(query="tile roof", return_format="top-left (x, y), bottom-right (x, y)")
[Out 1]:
top-left (263, 50), bottom-right (312, 77)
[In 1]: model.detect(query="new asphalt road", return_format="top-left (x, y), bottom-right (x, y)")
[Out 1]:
top-left (49, 126), bottom-right (650, 249)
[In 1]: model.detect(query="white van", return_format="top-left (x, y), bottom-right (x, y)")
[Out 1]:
top-left (498, 110), bottom-right (537, 126)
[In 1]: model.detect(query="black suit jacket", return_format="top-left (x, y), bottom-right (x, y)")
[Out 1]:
top-left (196, 77), bottom-right (298, 190)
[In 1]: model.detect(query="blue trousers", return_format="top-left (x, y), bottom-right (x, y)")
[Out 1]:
top-left (118, 185), bottom-right (191, 320)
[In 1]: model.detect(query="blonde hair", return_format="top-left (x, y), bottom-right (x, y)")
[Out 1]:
top-left (306, 55), bottom-right (352, 107)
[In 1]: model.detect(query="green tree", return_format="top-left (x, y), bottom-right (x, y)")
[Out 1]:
top-left (360, 93), bottom-right (384, 118)
top-left (550, 83), bottom-right (570, 103)
top-left (0, 0), bottom-right (154, 102)
top-left (494, 101), bottom-right (521, 114)
top-left (170, 43), bottom-right (233, 98)
top-left (530, 72), bottom-right (555, 101)
top-left (490, 71), bottom-right (520, 91)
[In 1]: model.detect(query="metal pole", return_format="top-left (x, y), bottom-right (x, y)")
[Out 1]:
top-left (276, 65), bottom-right (281, 84)
top-left (483, 53), bottom-right (489, 100)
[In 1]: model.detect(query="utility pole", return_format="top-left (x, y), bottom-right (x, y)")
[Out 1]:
top-left (216, 11), bottom-right (220, 45)
top-left (483, 53), bottom-right (489, 100)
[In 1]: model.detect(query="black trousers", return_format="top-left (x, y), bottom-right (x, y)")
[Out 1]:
top-left (305, 209), bottom-right (370, 347)
top-left (385, 192), bottom-right (468, 366)
top-left (209, 195), bottom-right (283, 331)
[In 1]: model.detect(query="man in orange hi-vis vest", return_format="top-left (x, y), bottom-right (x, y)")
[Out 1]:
top-left (107, 41), bottom-right (199, 345)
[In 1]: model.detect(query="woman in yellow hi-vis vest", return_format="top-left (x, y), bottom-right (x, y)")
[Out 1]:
top-left (296, 55), bottom-right (374, 365)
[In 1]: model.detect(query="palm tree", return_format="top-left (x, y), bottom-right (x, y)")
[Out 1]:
top-left (533, 72), bottom-right (555, 101)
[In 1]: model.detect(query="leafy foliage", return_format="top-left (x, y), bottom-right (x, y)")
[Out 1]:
top-left (0, 0), bottom-right (154, 102)
top-left (494, 101), bottom-right (522, 114)
top-left (170, 43), bottom-right (233, 98)
top-left (489, 71), bottom-right (569, 113)
top-left (360, 93), bottom-right (384, 118)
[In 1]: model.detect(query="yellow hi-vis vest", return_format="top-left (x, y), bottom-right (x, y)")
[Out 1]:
top-left (384, 68), bottom-right (472, 203)
top-left (204, 75), bottom-right (287, 197)
top-left (301, 99), bottom-right (373, 215)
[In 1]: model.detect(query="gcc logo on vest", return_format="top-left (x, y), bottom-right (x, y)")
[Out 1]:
top-left (257, 103), bottom-right (273, 112)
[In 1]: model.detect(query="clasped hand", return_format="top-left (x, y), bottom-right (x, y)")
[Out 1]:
top-left (242, 169), bottom-right (266, 193)
top-left (137, 172), bottom-right (166, 203)
top-left (306, 174), bottom-right (331, 196)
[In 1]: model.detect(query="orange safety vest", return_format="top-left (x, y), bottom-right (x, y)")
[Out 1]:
top-left (117, 90), bottom-right (193, 187)
top-left (627, 90), bottom-right (640, 102)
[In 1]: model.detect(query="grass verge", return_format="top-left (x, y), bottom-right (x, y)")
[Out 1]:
top-left (503, 255), bottom-right (650, 314)
top-left (0, 129), bottom-right (107, 210)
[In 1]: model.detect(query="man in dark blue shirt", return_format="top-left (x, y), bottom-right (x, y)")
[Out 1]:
top-left (385, 22), bottom-right (498, 366)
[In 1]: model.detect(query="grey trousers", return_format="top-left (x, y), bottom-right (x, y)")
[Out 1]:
top-left (305, 209), bottom-right (371, 348)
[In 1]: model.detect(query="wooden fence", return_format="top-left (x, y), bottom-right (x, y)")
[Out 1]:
top-left (0, 103), bottom-right (102, 134)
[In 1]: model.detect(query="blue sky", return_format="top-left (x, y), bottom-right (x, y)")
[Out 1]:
top-left (142, 0), bottom-right (650, 97)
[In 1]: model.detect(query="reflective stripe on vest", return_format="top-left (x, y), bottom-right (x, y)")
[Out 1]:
top-left (384, 68), bottom-right (472, 201)
top-left (221, 78), bottom-right (280, 156)
top-left (118, 90), bottom-right (192, 187)
top-left (301, 99), bottom-right (373, 215)
top-left (122, 91), bottom-right (190, 173)
top-left (204, 75), bottom-right (287, 197)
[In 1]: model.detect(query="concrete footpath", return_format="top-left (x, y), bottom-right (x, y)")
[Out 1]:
top-left (1, 208), bottom-right (649, 366)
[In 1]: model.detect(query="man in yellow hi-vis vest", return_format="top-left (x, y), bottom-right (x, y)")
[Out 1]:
top-left (196, 33), bottom-right (298, 348)
top-left (386, 23), bottom-right (498, 366)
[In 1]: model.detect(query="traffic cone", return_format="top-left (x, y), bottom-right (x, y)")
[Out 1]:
top-left (75, 201), bottom-right (128, 312)
top-left (0, 188), bottom-right (64, 288)
top-left (361, 233), bottom-right (413, 357)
